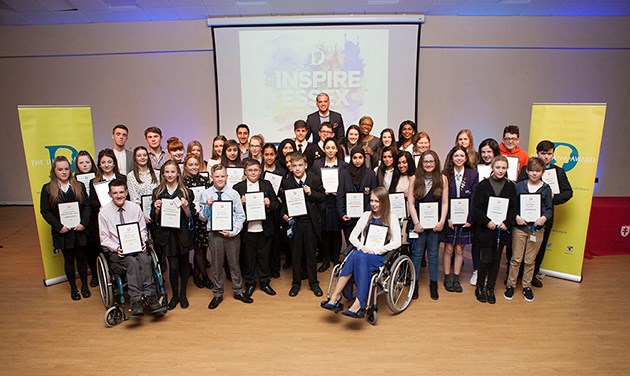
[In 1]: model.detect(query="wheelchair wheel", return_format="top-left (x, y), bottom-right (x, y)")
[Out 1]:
top-left (366, 306), bottom-right (378, 326)
top-left (97, 253), bottom-right (114, 308)
top-left (104, 306), bottom-right (124, 327)
top-left (386, 255), bottom-right (416, 314)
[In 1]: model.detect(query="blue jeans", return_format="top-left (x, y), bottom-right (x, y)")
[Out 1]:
top-left (410, 230), bottom-right (439, 282)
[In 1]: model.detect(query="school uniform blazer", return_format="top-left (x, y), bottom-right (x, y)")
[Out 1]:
top-left (336, 167), bottom-right (377, 218)
top-left (40, 182), bottom-right (91, 250)
top-left (280, 171), bottom-right (326, 239)
top-left (87, 173), bottom-right (127, 241)
top-left (472, 178), bottom-right (517, 249)
top-left (150, 188), bottom-right (195, 249)
top-left (304, 142), bottom-right (324, 169)
top-left (233, 179), bottom-right (280, 238)
top-left (447, 167), bottom-right (478, 223)
top-left (307, 110), bottom-right (345, 145)
top-left (514, 180), bottom-right (553, 232)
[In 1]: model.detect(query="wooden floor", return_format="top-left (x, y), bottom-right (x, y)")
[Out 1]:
top-left (1, 206), bottom-right (629, 375)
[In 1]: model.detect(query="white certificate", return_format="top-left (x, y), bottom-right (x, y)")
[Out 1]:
top-left (141, 195), bottom-right (153, 219)
top-left (117, 222), bottom-right (143, 255)
top-left (450, 198), bottom-right (469, 225)
top-left (199, 171), bottom-right (210, 180)
top-left (189, 186), bottom-right (206, 212)
top-left (75, 173), bottom-right (95, 196)
top-left (477, 165), bottom-right (492, 181)
top-left (364, 224), bottom-right (388, 249)
top-left (226, 167), bottom-right (244, 189)
top-left (418, 202), bottom-right (439, 229)
top-left (414, 155), bottom-right (421, 169)
top-left (389, 193), bottom-right (407, 219)
top-left (211, 201), bottom-right (233, 231)
top-left (346, 192), bottom-right (364, 218)
top-left (487, 196), bottom-right (509, 224)
top-left (344, 154), bottom-right (351, 164)
top-left (542, 169), bottom-right (560, 195)
top-left (160, 198), bottom-right (181, 228)
top-left (58, 201), bottom-right (80, 228)
top-left (520, 194), bottom-right (541, 223)
top-left (264, 172), bottom-right (283, 195)
top-left (285, 188), bottom-right (308, 217)
top-left (506, 156), bottom-right (519, 181)
top-left (94, 181), bottom-right (112, 207)
top-left (320, 168), bottom-right (339, 194)
top-left (245, 192), bottom-right (266, 221)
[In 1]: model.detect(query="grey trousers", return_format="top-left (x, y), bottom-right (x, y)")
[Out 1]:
top-left (109, 251), bottom-right (155, 303)
top-left (207, 232), bottom-right (243, 297)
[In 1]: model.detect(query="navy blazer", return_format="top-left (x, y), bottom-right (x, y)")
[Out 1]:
top-left (280, 172), bottom-right (326, 239)
top-left (446, 167), bottom-right (479, 223)
top-left (233, 179), bottom-right (280, 238)
top-left (306, 110), bottom-right (345, 145)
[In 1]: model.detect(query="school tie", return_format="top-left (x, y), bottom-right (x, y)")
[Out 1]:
top-left (297, 144), bottom-right (303, 153)
top-left (297, 180), bottom-right (303, 187)
top-left (118, 207), bottom-right (125, 225)
top-left (217, 191), bottom-right (223, 200)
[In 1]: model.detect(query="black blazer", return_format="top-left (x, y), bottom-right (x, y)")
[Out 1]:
top-left (306, 110), bottom-right (345, 145)
top-left (304, 142), bottom-right (324, 169)
top-left (150, 187), bottom-right (195, 249)
top-left (280, 172), bottom-right (326, 239)
top-left (472, 178), bottom-right (517, 248)
top-left (87, 173), bottom-right (127, 241)
top-left (40, 182), bottom-right (90, 250)
top-left (337, 167), bottom-right (377, 218)
top-left (233, 179), bottom-right (280, 237)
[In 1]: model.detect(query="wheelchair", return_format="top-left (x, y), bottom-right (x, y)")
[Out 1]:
top-left (324, 245), bottom-right (416, 325)
top-left (96, 245), bottom-right (168, 327)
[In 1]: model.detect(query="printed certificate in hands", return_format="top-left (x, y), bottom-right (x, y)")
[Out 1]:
top-left (75, 172), bottom-right (95, 195)
top-left (285, 188), bottom-right (307, 217)
top-left (58, 201), bottom-right (80, 228)
top-left (117, 222), bottom-right (143, 254)
top-left (245, 192), bottom-right (266, 221)
top-left (477, 165), bottom-right (491, 181)
top-left (520, 194), bottom-right (541, 223)
top-left (542, 169), bottom-right (560, 194)
top-left (320, 168), bottom-right (339, 194)
top-left (389, 193), bottom-right (407, 219)
top-left (346, 192), bottom-right (364, 218)
top-left (364, 224), bottom-right (388, 249)
top-left (141, 195), bottom-right (153, 219)
top-left (450, 198), bottom-right (469, 225)
top-left (264, 172), bottom-right (283, 195)
top-left (226, 167), bottom-right (244, 189)
top-left (211, 201), bottom-right (233, 231)
top-left (487, 196), bottom-right (509, 224)
top-left (506, 156), bottom-right (519, 181)
top-left (418, 202), bottom-right (439, 229)
top-left (189, 186), bottom-right (206, 212)
top-left (160, 198), bottom-right (181, 228)
top-left (94, 181), bottom-right (112, 207)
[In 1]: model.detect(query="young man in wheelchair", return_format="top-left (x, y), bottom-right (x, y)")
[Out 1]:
top-left (98, 178), bottom-right (163, 317)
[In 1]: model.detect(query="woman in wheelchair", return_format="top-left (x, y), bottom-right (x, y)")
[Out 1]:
top-left (321, 187), bottom-right (401, 318)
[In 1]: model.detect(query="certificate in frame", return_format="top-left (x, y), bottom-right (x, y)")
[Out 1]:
top-left (117, 222), bottom-right (143, 255)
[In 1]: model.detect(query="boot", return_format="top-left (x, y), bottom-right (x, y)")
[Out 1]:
top-left (475, 283), bottom-right (487, 303)
top-left (452, 274), bottom-right (463, 293)
top-left (486, 285), bottom-right (496, 304)
top-left (444, 274), bottom-right (454, 292)
top-left (412, 280), bottom-right (419, 300)
top-left (429, 280), bottom-right (439, 300)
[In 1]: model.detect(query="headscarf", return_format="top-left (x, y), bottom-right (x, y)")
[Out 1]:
top-left (348, 146), bottom-right (366, 188)
top-left (277, 138), bottom-right (297, 168)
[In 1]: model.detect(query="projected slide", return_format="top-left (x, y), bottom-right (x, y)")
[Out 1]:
top-left (214, 24), bottom-right (418, 142)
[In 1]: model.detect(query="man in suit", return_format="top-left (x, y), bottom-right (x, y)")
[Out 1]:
top-left (304, 122), bottom-right (334, 168)
top-left (112, 124), bottom-right (135, 174)
top-left (306, 92), bottom-right (345, 145)
top-left (233, 159), bottom-right (280, 297)
top-left (280, 152), bottom-right (326, 297)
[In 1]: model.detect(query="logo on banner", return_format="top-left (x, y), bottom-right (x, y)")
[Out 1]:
top-left (552, 142), bottom-right (596, 173)
top-left (621, 226), bottom-right (630, 238)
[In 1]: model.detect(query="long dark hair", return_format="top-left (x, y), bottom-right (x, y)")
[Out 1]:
top-left (95, 148), bottom-right (121, 182)
top-left (132, 146), bottom-right (158, 184)
top-left (413, 150), bottom-right (443, 199)
top-left (442, 145), bottom-right (471, 184)
top-left (74, 150), bottom-right (96, 174)
top-left (220, 139), bottom-right (243, 167)
top-left (397, 120), bottom-right (417, 149)
top-left (376, 146), bottom-right (401, 193)
top-left (478, 138), bottom-right (501, 166)
top-left (48, 156), bottom-right (85, 204)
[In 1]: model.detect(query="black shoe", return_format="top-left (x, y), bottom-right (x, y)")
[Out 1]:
top-left (81, 287), bottom-right (91, 299)
top-left (289, 285), bottom-right (300, 297)
top-left (193, 276), bottom-right (204, 289)
top-left (531, 277), bottom-right (543, 288)
top-left (504, 286), bottom-right (515, 301)
top-left (89, 278), bottom-right (99, 288)
top-left (452, 280), bottom-right (463, 293)
top-left (475, 286), bottom-right (487, 303)
top-left (271, 271), bottom-right (281, 279)
top-left (144, 295), bottom-right (162, 313)
top-left (260, 284), bottom-right (276, 296)
top-left (444, 276), bottom-right (455, 292)
top-left (311, 284), bottom-right (323, 297)
top-left (208, 296), bottom-right (223, 309)
top-left (168, 296), bottom-right (179, 310)
top-left (234, 293), bottom-right (254, 304)
top-left (429, 281), bottom-right (439, 300)
top-left (486, 287), bottom-right (496, 304)
top-left (132, 301), bottom-right (144, 317)
top-left (71, 290), bottom-right (81, 301)
top-left (282, 261), bottom-right (292, 270)
top-left (318, 262), bottom-right (330, 273)
top-left (244, 284), bottom-right (256, 298)
top-left (180, 293), bottom-right (189, 309)
top-left (412, 281), bottom-right (419, 300)
top-left (204, 279), bottom-right (214, 290)
top-left (523, 287), bottom-right (535, 302)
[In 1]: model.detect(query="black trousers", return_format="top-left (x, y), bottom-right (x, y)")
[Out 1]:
top-left (534, 218), bottom-right (554, 275)
top-left (477, 245), bottom-right (502, 289)
top-left (290, 219), bottom-right (318, 287)
top-left (243, 232), bottom-right (272, 286)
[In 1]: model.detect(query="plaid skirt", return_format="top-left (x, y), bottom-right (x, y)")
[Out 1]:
top-left (444, 225), bottom-right (473, 245)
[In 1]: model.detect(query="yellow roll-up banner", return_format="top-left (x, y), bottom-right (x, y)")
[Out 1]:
top-left (18, 106), bottom-right (95, 286)
top-left (528, 103), bottom-right (606, 282)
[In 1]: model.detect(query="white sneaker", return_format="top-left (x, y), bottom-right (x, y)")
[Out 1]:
top-left (469, 270), bottom-right (477, 286)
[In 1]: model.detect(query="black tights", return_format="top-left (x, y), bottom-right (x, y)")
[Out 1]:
top-left (168, 252), bottom-right (190, 298)
top-left (61, 248), bottom-right (88, 292)
top-left (193, 247), bottom-right (208, 280)
top-left (84, 242), bottom-right (100, 281)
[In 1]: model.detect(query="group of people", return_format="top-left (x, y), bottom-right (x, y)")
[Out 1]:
top-left (39, 92), bottom-right (573, 321)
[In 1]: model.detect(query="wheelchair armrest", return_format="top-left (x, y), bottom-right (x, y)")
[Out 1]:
top-left (382, 248), bottom-right (401, 269)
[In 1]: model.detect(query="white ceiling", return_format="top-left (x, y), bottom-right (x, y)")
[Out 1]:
top-left (0, 0), bottom-right (628, 26)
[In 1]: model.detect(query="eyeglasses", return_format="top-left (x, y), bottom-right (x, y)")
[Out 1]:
top-left (423, 160), bottom-right (435, 165)
top-left (320, 130), bottom-right (333, 134)
top-left (503, 137), bottom-right (518, 142)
